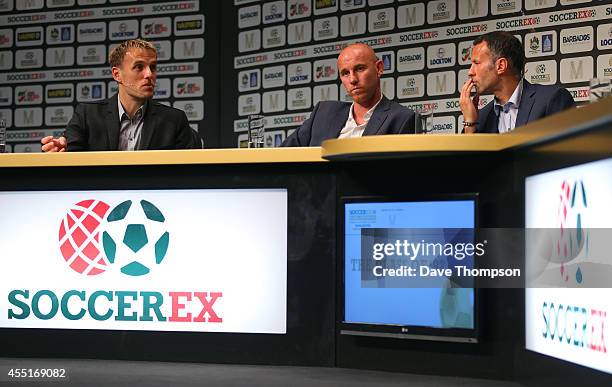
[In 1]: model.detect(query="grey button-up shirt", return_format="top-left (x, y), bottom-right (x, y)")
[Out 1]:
top-left (118, 99), bottom-right (146, 151)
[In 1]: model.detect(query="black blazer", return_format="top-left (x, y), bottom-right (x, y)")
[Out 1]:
top-left (474, 80), bottom-right (575, 133)
top-left (281, 96), bottom-right (416, 147)
top-left (65, 94), bottom-right (199, 151)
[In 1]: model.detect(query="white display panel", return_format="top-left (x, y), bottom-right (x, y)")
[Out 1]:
top-left (525, 158), bottom-right (612, 374)
top-left (0, 189), bottom-right (287, 334)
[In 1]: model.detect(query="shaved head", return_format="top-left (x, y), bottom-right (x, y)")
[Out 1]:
top-left (338, 43), bottom-right (379, 65)
top-left (337, 43), bottom-right (383, 109)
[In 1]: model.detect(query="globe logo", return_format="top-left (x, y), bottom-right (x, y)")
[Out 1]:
top-left (58, 200), bottom-right (111, 276)
top-left (58, 199), bottom-right (169, 277)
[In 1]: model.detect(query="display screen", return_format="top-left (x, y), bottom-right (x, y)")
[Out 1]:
top-left (342, 197), bottom-right (478, 342)
top-left (0, 188), bottom-right (287, 334)
top-left (525, 157), bottom-right (612, 374)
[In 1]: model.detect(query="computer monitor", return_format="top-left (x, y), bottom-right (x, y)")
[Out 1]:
top-left (340, 195), bottom-right (479, 343)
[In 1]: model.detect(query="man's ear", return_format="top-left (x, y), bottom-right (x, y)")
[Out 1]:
top-left (496, 57), bottom-right (509, 75)
top-left (111, 66), bottom-right (122, 83)
top-left (375, 59), bottom-right (384, 77)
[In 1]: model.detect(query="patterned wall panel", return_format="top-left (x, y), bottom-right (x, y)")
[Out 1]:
top-left (230, 0), bottom-right (612, 147)
top-left (0, 0), bottom-right (209, 152)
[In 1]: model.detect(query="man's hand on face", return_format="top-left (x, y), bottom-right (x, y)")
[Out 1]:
top-left (459, 79), bottom-right (480, 133)
top-left (41, 135), bottom-right (67, 152)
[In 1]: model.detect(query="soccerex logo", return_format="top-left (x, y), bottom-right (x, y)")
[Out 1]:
top-left (58, 199), bottom-right (169, 277)
top-left (555, 180), bottom-right (587, 283)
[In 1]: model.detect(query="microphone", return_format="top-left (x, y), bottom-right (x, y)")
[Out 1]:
top-left (117, 79), bottom-right (154, 98)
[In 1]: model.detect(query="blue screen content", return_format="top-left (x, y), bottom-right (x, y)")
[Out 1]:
top-left (344, 200), bottom-right (476, 329)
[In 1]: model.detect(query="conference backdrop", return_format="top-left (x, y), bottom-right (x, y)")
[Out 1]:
top-left (230, 0), bottom-right (612, 147)
top-left (0, 0), bottom-right (213, 152)
top-left (0, 0), bottom-right (611, 151)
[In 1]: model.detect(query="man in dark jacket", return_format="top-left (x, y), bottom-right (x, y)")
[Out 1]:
top-left (41, 39), bottom-right (199, 152)
top-left (282, 43), bottom-right (416, 147)
top-left (459, 31), bottom-right (574, 134)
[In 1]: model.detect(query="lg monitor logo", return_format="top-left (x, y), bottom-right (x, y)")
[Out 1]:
top-left (58, 199), bottom-right (170, 277)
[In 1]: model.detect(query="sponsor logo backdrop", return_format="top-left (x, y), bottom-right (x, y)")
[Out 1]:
top-left (0, 0), bottom-right (207, 152)
top-left (231, 0), bottom-right (611, 145)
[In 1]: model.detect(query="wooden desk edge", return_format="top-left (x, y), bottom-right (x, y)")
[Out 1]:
top-left (0, 147), bottom-right (327, 168)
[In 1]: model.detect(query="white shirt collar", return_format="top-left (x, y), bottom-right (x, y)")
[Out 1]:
top-left (347, 94), bottom-right (383, 125)
top-left (339, 95), bottom-right (384, 139)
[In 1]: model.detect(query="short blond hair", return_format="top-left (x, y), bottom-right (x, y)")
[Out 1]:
top-left (109, 39), bottom-right (156, 67)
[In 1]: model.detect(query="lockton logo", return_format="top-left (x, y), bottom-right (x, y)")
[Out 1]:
top-left (263, 1), bottom-right (285, 23)
top-left (58, 199), bottom-right (170, 277)
top-left (596, 24), bottom-right (612, 50)
top-left (288, 62), bottom-right (311, 85)
top-left (109, 20), bottom-right (138, 41)
top-left (427, 43), bottom-right (455, 69)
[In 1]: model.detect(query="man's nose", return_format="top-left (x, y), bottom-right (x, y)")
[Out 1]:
top-left (467, 64), bottom-right (475, 77)
top-left (348, 71), bottom-right (358, 84)
top-left (143, 67), bottom-right (153, 78)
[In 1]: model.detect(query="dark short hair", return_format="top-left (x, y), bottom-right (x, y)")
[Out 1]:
top-left (473, 31), bottom-right (524, 78)
top-left (108, 39), bottom-right (156, 67)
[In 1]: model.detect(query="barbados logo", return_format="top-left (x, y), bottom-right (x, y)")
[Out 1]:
top-left (58, 199), bottom-right (169, 277)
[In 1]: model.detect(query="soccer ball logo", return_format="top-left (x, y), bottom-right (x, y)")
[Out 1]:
top-left (101, 200), bottom-right (170, 276)
top-left (58, 199), bottom-right (169, 277)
